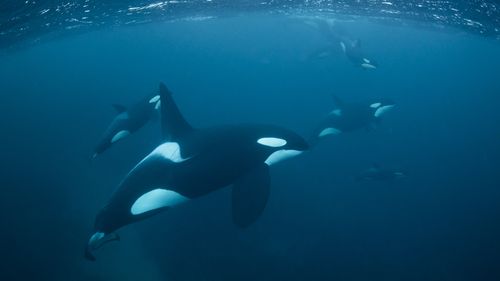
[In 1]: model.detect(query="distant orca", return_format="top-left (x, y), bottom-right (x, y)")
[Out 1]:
top-left (85, 82), bottom-right (309, 260)
top-left (311, 95), bottom-right (395, 143)
top-left (356, 163), bottom-right (406, 182)
top-left (306, 19), bottom-right (378, 69)
top-left (339, 38), bottom-right (378, 69)
top-left (92, 93), bottom-right (161, 158)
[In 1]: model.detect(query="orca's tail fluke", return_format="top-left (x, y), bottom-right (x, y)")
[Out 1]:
top-left (159, 82), bottom-right (194, 140)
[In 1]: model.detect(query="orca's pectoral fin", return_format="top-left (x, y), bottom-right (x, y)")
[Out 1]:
top-left (112, 104), bottom-right (127, 113)
top-left (231, 164), bottom-right (271, 228)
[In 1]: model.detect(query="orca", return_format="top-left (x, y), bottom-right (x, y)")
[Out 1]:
top-left (339, 38), bottom-right (379, 69)
top-left (311, 95), bottom-right (395, 144)
top-left (356, 163), bottom-right (406, 183)
top-left (92, 93), bottom-right (161, 158)
top-left (306, 19), bottom-right (378, 69)
top-left (85, 82), bottom-right (309, 260)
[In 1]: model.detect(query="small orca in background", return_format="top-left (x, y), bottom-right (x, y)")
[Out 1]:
top-left (92, 93), bottom-right (161, 158)
top-left (339, 38), bottom-right (378, 69)
top-left (311, 95), bottom-right (395, 144)
top-left (85, 82), bottom-right (309, 260)
top-left (305, 18), bottom-right (379, 69)
top-left (356, 163), bottom-right (406, 183)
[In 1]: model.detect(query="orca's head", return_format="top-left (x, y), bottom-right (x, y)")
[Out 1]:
top-left (360, 57), bottom-right (378, 69)
top-left (254, 128), bottom-right (309, 166)
top-left (84, 203), bottom-right (128, 261)
top-left (368, 98), bottom-right (396, 118)
top-left (85, 142), bottom-right (190, 261)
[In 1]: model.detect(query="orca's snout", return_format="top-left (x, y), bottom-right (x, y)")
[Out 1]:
top-left (84, 231), bottom-right (120, 261)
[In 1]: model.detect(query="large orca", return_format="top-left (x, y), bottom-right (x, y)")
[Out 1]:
top-left (85, 82), bottom-right (309, 260)
top-left (311, 95), bottom-right (395, 144)
top-left (92, 93), bottom-right (161, 158)
top-left (306, 19), bottom-right (378, 69)
top-left (356, 163), bottom-right (406, 183)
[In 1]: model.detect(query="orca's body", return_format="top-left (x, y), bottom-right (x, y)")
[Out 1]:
top-left (306, 19), bottom-right (378, 69)
top-left (93, 93), bottom-right (160, 158)
top-left (339, 38), bottom-right (378, 69)
top-left (311, 95), bottom-right (395, 144)
top-left (85, 83), bottom-right (308, 260)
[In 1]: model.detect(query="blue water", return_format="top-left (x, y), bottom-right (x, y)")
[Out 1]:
top-left (1, 3), bottom-right (500, 281)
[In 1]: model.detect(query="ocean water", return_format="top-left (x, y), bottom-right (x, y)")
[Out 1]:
top-left (1, 1), bottom-right (500, 281)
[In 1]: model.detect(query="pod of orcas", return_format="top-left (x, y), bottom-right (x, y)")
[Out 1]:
top-left (86, 82), bottom-right (398, 260)
top-left (88, 19), bottom-right (390, 258)
top-left (86, 83), bottom-right (309, 260)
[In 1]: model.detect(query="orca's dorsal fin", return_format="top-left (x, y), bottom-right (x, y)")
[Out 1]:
top-left (331, 94), bottom-right (345, 109)
top-left (112, 104), bottom-right (127, 113)
top-left (159, 82), bottom-right (193, 140)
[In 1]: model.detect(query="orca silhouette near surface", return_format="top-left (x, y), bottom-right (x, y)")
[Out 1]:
top-left (306, 19), bottom-right (379, 69)
top-left (356, 163), bottom-right (406, 183)
top-left (92, 93), bottom-right (161, 158)
top-left (311, 95), bottom-right (395, 144)
top-left (85, 82), bottom-right (309, 260)
top-left (339, 38), bottom-right (378, 69)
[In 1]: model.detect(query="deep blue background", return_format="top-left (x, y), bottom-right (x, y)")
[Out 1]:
top-left (0, 15), bottom-right (499, 281)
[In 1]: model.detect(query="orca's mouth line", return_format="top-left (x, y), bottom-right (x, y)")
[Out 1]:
top-left (85, 232), bottom-right (120, 261)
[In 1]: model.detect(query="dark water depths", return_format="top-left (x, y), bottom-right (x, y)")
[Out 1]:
top-left (1, 4), bottom-right (500, 281)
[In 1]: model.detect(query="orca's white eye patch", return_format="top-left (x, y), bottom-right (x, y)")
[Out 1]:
top-left (370, 102), bottom-right (381, 108)
top-left (149, 95), bottom-right (160, 103)
top-left (131, 188), bottom-right (188, 215)
top-left (257, 137), bottom-right (287, 147)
